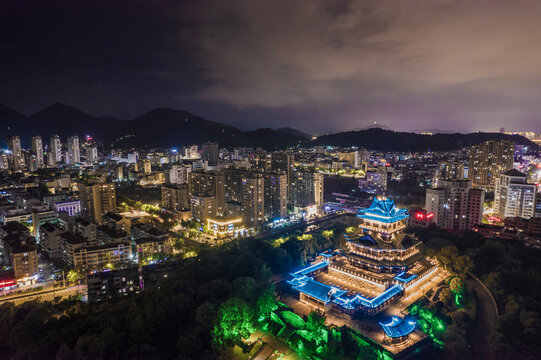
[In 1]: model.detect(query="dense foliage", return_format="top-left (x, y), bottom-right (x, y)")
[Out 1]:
top-left (412, 225), bottom-right (541, 359)
top-left (2, 220), bottom-right (540, 359)
top-left (0, 238), bottom-right (292, 359)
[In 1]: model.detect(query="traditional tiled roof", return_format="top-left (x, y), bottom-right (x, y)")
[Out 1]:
top-left (357, 197), bottom-right (409, 223)
top-left (379, 316), bottom-right (416, 338)
top-left (345, 231), bottom-right (420, 250)
top-left (291, 278), bottom-right (346, 304)
top-left (332, 284), bottom-right (403, 310)
top-left (394, 271), bottom-right (417, 283)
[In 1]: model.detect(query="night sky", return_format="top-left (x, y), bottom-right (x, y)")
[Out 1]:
top-left (2, 0), bottom-right (541, 134)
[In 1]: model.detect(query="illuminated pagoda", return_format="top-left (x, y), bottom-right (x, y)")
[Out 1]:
top-left (288, 197), bottom-right (439, 316)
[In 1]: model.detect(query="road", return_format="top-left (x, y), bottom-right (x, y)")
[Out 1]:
top-left (0, 285), bottom-right (86, 305)
top-left (467, 273), bottom-right (498, 360)
top-left (253, 212), bottom-right (353, 241)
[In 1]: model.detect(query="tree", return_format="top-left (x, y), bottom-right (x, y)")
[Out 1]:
top-left (67, 269), bottom-right (83, 284)
top-left (321, 230), bottom-right (333, 240)
top-left (438, 245), bottom-right (459, 270)
top-left (439, 288), bottom-right (454, 308)
top-left (453, 254), bottom-right (474, 277)
top-left (212, 298), bottom-right (255, 349)
top-left (449, 277), bottom-right (464, 295)
top-left (172, 237), bottom-right (184, 251)
top-left (345, 227), bottom-right (356, 234)
top-left (305, 310), bottom-right (327, 345)
top-left (256, 288), bottom-right (278, 318)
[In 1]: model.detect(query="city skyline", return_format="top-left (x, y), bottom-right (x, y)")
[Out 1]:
top-left (1, 2), bottom-right (541, 359)
top-left (3, 1), bottom-right (541, 133)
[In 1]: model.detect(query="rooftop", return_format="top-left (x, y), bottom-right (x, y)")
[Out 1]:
top-left (1, 222), bottom-right (30, 234)
top-left (103, 212), bottom-right (123, 221)
top-left (503, 169), bottom-right (526, 177)
top-left (345, 231), bottom-right (420, 250)
top-left (60, 231), bottom-right (87, 245)
top-left (357, 197), bottom-right (409, 224)
top-left (379, 316), bottom-right (416, 338)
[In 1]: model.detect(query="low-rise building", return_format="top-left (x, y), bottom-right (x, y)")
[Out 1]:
top-left (39, 222), bottom-right (64, 258)
top-left (60, 231), bottom-right (87, 265)
top-left (407, 208), bottom-right (434, 228)
top-left (73, 242), bottom-right (131, 269)
top-left (87, 267), bottom-right (141, 302)
top-left (103, 212), bottom-right (131, 234)
top-left (135, 237), bottom-right (173, 261)
top-left (0, 222), bottom-right (39, 283)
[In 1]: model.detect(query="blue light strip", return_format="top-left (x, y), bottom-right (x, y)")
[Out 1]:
top-left (332, 284), bottom-right (404, 309)
top-left (291, 260), bottom-right (329, 277)
top-left (394, 271), bottom-right (418, 283)
top-left (379, 316), bottom-right (416, 338)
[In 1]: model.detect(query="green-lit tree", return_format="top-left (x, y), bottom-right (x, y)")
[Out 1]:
top-left (256, 287), bottom-right (278, 318)
top-left (212, 297), bottom-right (255, 349)
top-left (449, 277), bottom-right (464, 294)
top-left (305, 310), bottom-right (327, 345)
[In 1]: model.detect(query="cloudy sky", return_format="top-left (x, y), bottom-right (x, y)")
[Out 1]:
top-left (2, 0), bottom-right (541, 134)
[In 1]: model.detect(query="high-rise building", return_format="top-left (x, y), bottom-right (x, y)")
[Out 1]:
top-left (31, 136), bottom-right (45, 169)
top-left (263, 173), bottom-right (288, 220)
top-left (425, 180), bottom-right (485, 231)
top-left (79, 182), bottom-right (117, 224)
top-left (190, 194), bottom-right (215, 222)
top-left (67, 135), bottom-right (80, 164)
top-left (291, 170), bottom-right (324, 214)
top-left (242, 175), bottom-right (265, 226)
top-left (435, 161), bottom-right (466, 184)
top-left (466, 189), bottom-right (485, 230)
top-left (338, 151), bottom-right (362, 168)
top-left (6, 135), bottom-right (23, 171)
top-left (116, 166), bottom-right (124, 180)
top-left (0, 152), bottom-right (8, 169)
top-left (271, 153), bottom-right (295, 203)
top-left (202, 142), bottom-right (219, 167)
top-left (469, 140), bottom-right (514, 188)
top-left (49, 134), bottom-right (62, 166)
top-left (141, 159), bottom-right (152, 174)
top-left (224, 168), bottom-right (251, 204)
top-left (165, 164), bottom-right (191, 184)
top-left (493, 169), bottom-right (537, 219)
top-left (189, 171), bottom-right (225, 216)
top-left (162, 184), bottom-right (190, 211)
top-left (86, 145), bottom-right (98, 164)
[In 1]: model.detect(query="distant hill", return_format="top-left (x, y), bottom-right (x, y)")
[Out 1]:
top-left (0, 103), bottom-right (27, 138)
top-left (312, 128), bottom-right (538, 151)
top-left (0, 104), bottom-right (306, 149)
top-left (0, 103), bottom-right (536, 151)
top-left (276, 127), bottom-right (312, 139)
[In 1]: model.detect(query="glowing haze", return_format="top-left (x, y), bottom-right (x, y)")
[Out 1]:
top-left (2, 0), bottom-right (541, 134)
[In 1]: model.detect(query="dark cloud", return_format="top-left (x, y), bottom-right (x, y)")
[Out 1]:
top-left (1, 0), bottom-right (541, 133)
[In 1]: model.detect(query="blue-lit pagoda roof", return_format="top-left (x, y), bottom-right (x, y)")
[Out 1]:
top-left (332, 284), bottom-right (403, 310)
top-left (379, 316), bottom-right (416, 338)
top-left (290, 278), bottom-right (347, 304)
top-left (357, 197), bottom-right (409, 223)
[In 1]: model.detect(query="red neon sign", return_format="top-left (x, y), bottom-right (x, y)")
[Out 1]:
top-left (0, 279), bottom-right (16, 288)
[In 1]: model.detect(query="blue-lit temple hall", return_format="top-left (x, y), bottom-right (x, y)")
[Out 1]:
top-left (288, 197), bottom-right (439, 316)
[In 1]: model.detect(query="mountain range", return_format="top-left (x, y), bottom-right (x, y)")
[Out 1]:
top-left (0, 103), bottom-right (537, 151)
